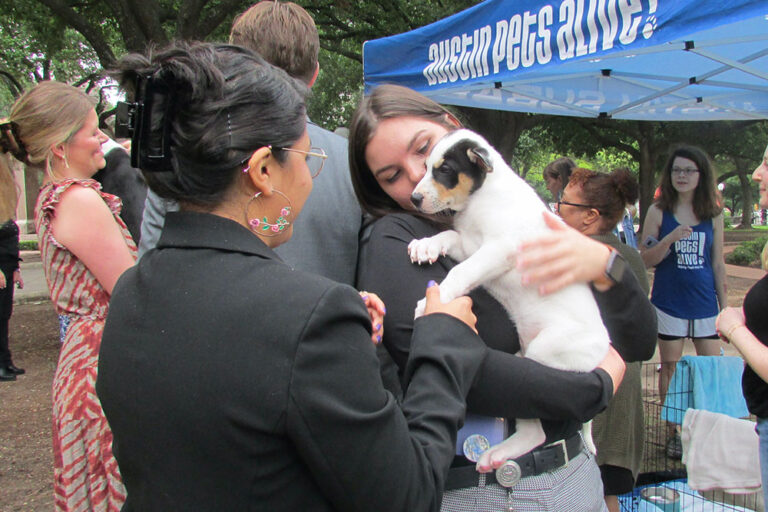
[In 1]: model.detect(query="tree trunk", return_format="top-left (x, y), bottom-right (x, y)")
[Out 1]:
top-left (738, 170), bottom-right (754, 229)
top-left (637, 123), bottom-right (657, 233)
top-left (455, 107), bottom-right (536, 165)
top-left (22, 166), bottom-right (39, 234)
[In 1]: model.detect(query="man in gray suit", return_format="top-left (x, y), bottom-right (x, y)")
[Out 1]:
top-left (138, 1), bottom-right (362, 286)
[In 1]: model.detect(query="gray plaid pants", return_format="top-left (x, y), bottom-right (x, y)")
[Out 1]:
top-left (441, 449), bottom-right (607, 512)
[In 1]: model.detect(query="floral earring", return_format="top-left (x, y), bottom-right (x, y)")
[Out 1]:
top-left (244, 190), bottom-right (293, 236)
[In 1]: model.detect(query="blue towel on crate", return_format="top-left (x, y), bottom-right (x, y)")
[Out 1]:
top-left (661, 355), bottom-right (749, 424)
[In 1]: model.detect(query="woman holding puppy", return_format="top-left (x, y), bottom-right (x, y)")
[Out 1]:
top-left (350, 84), bottom-right (656, 511)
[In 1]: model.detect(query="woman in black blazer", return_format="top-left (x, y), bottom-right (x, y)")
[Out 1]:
top-left (96, 42), bottom-right (488, 512)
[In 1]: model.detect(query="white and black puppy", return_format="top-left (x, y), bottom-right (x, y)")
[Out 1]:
top-left (408, 128), bottom-right (610, 472)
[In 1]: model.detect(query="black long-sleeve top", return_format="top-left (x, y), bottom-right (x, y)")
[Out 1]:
top-left (98, 212), bottom-right (488, 512)
top-left (357, 213), bottom-right (657, 442)
top-left (0, 219), bottom-right (21, 271)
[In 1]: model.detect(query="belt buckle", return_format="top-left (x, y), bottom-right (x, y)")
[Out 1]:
top-left (544, 438), bottom-right (569, 469)
top-left (495, 460), bottom-right (522, 488)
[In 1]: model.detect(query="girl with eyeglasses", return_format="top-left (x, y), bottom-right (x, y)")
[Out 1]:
top-left (640, 144), bottom-right (727, 459)
top-left (557, 167), bottom-right (652, 512)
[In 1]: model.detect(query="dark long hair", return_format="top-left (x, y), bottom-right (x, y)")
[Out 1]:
top-left (348, 84), bottom-right (460, 219)
top-left (656, 144), bottom-right (721, 220)
top-left (543, 157), bottom-right (575, 186)
top-left (114, 41), bottom-right (307, 208)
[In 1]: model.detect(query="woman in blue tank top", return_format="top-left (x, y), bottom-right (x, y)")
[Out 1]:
top-left (639, 145), bottom-right (727, 459)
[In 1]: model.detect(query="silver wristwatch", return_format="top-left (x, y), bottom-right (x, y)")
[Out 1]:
top-left (605, 249), bottom-right (627, 284)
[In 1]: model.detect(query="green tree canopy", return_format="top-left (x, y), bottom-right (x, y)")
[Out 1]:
top-left (0, 0), bottom-right (481, 127)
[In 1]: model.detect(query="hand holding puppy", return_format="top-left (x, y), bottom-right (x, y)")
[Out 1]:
top-left (359, 291), bottom-right (386, 345)
top-left (597, 346), bottom-right (626, 396)
top-left (419, 281), bottom-right (477, 334)
top-left (516, 211), bottom-right (612, 295)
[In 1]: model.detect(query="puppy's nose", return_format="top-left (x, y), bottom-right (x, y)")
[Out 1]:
top-left (411, 192), bottom-right (423, 209)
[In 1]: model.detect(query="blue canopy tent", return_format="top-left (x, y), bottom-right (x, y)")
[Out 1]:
top-left (363, 0), bottom-right (768, 121)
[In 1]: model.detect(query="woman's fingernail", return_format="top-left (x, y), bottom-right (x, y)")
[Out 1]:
top-left (375, 323), bottom-right (381, 331)
top-left (361, 294), bottom-right (368, 301)
top-left (376, 334), bottom-right (382, 343)
top-left (427, 280), bottom-right (437, 288)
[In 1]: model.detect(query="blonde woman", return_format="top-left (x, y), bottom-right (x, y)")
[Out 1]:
top-left (1, 81), bottom-right (135, 511)
top-left (0, 155), bottom-right (23, 381)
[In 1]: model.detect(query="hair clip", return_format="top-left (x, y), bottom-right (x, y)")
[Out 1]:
top-left (116, 72), bottom-right (175, 172)
top-left (227, 111), bottom-right (232, 148)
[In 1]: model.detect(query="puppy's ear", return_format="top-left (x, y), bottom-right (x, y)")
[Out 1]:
top-left (467, 146), bottom-right (493, 173)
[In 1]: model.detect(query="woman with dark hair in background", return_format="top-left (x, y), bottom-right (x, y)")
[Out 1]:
top-left (557, 167), bottom-right (652, 512)
top-left (640, 144), bottom-right (726, 459)
top-left (0, 154), bottom-right (24, 381)
top-left (97, 42), bottom-right (487, 512)
top-left (350, 84), bottom-right (656, 511)
top-left (1, 80), bottom-right (136, 510)
top-left (543, 156), bottom-right (576, 202)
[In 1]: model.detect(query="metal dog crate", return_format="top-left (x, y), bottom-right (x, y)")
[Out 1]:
top-left (617, 361), bottom-right (763, 511)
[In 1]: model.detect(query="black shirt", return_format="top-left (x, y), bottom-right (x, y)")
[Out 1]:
top-left (742, 274), bottom-right (768, 418)
top-left (98, 212), bottom-right (488, 511)
top-left (357, 213), bottom-right (657, 442)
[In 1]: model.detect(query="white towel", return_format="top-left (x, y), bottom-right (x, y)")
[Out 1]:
top-left (682, 408), bottom-right (761, 493)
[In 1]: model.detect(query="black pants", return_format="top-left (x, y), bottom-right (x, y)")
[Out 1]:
top-left (0, 263), bottom-right (15, 366)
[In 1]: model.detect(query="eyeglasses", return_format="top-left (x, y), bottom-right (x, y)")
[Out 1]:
top-left (671, 166), bottom-right (699, 176)
top-left (556, 199), bottom-right (597, 212)
top-left (271, 146), bottom-right (327, 178)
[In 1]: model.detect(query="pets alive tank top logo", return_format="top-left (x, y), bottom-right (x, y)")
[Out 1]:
top-left (675, 232), bottom-right (706, 269)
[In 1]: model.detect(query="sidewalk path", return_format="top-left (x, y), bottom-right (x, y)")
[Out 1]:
top-left (725, 262), bottom-right (765, 281)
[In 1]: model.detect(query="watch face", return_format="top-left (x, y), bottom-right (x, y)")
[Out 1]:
top-left (607, 250), bottom-right (626, 283)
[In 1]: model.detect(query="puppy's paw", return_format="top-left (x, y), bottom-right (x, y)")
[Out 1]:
top-left (475, 445), bottom-right (518, 472)
top-left (475, 448), bottom-right (499, 472)
top-left (438, 281), bottom-right (463, 304)
top-left (414, 297), bottom-right (427, 319)
top-left (408, 237), bottom-right (446, 265)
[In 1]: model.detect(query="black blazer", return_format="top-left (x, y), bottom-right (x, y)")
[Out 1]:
top-left (97, 211), bottom-right (486, 512)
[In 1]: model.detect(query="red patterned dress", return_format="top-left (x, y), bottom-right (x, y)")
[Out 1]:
top-left (35, 178), bottom-right (136, 511)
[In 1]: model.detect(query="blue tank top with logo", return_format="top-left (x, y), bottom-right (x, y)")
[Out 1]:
top-left (650, 210), bottom-right (718, 319)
